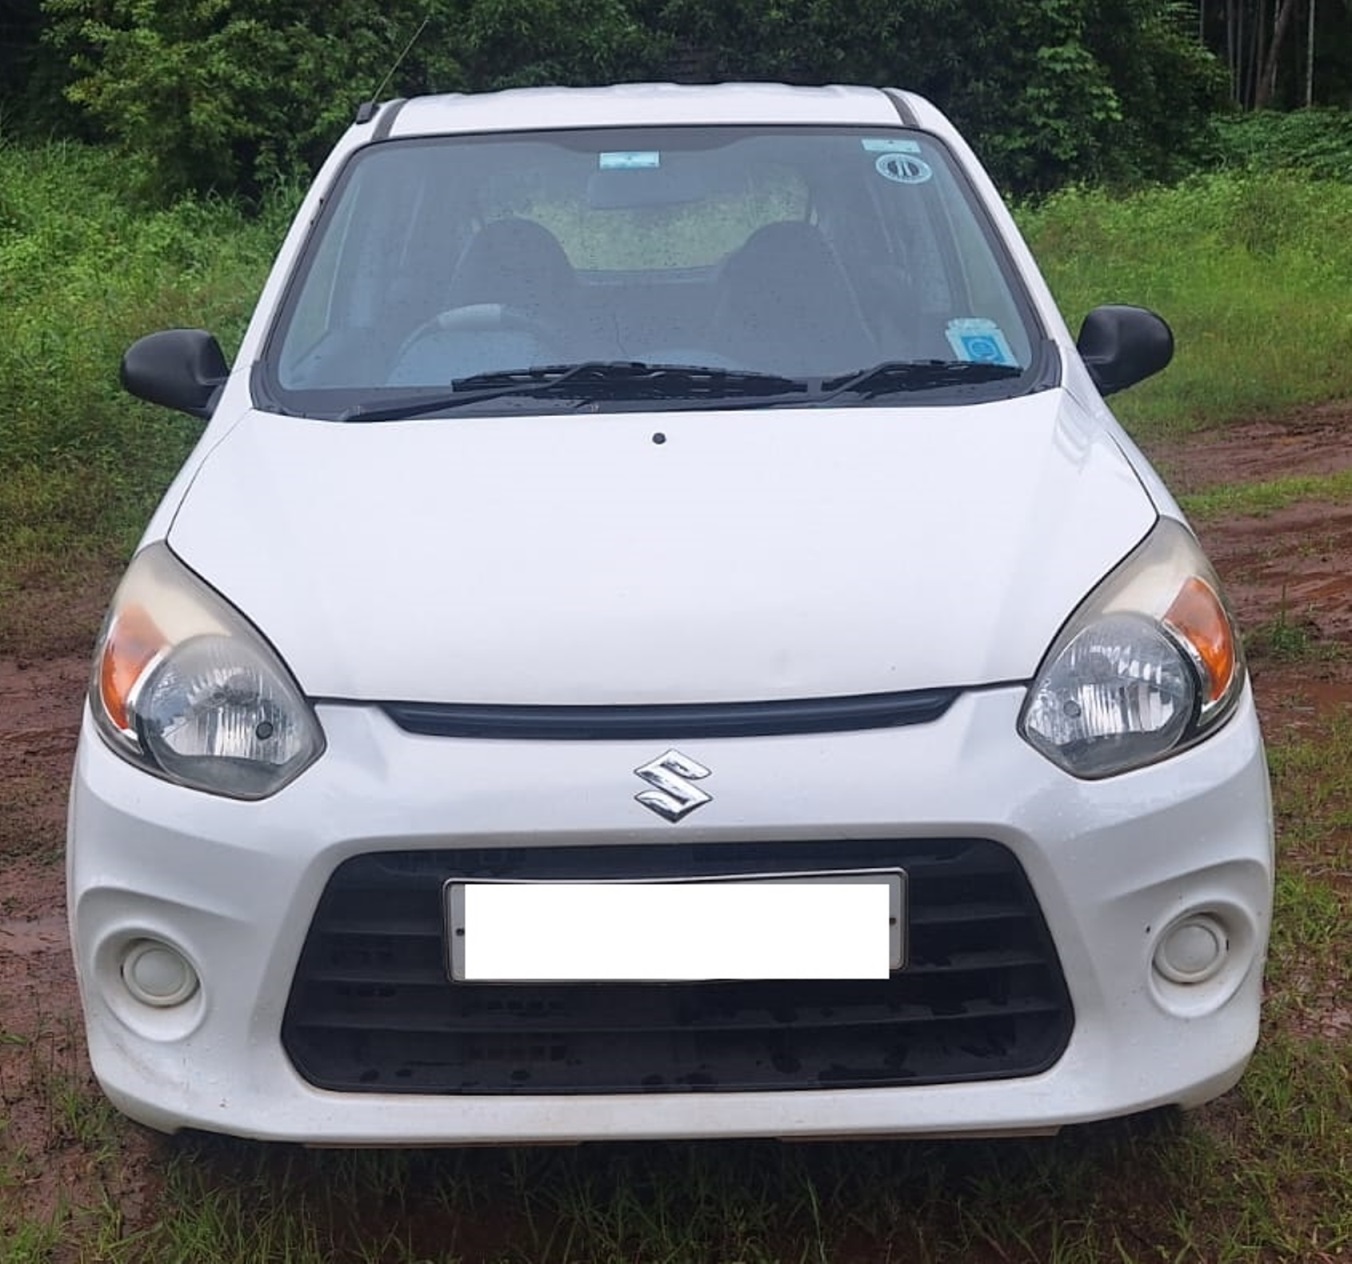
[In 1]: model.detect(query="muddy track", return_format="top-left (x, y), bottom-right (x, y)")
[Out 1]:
top-left (1143, 407), bottom-right (1352, 710)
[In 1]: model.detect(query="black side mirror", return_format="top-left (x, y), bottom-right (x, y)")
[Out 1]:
top-left (121, 329), bottom-right (230, 419)
top-left (1076, 305), bottom-right (1173, 396)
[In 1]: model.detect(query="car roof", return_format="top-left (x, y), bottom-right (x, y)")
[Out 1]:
top-left (386, 83), bottom-right (914, 137)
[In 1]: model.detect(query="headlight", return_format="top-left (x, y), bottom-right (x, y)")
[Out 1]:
top-left (1019, 518), bottom-right (1244, 778)
top-left (90, 542), bottom-right (324, 799)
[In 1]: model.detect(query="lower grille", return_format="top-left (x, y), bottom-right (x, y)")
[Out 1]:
top-left (282, 840), bottom-right (1072, 1094)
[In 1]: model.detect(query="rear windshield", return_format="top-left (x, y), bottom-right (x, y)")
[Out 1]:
top-left (264, 126), bottom-right (1050, 418)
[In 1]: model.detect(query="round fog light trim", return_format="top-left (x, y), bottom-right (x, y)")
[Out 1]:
top-left (121, 940), bottom-right (199, 1008)
top-left (1154, 913), bottom-right (1229, 985)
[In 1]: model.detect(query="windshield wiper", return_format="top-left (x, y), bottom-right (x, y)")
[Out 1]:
top-left (334, 359), bottom-right (1021, 421)
top-left (820, 359), bottom-right (1023, 402)
top-left (457, 362), bottom-right (805, 398)
top-left (337, 362), bottom-right (806, 422)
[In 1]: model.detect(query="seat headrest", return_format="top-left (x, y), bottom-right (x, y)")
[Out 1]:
top-left (716, 221), bottom-right (874, 375)
top-left (448, 218), bottom-right (576, 312)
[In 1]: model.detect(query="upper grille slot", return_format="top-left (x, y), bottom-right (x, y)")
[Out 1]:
top-left (371, 688), bottom-right (961, 741)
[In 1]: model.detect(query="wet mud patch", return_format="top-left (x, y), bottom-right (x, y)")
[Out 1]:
top-left (1195, 499), bottom-right (1352, 648)
top-left (0, 577), bottom-right (159, 1249)
top-left (0, 654), bottom-right (88, 860)
top-left (1143, 401), bottom-right (1352, 496)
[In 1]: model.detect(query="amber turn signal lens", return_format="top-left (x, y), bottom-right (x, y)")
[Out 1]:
top-left (98, 604), bottom-right (165, 734)
top-left (1164, 577), bottom-right (1236, 705)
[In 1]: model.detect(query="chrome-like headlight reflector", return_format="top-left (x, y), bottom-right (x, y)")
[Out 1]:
top-left (1019, 519), bottom-right (1244, 779)
top-left (1022, 613), bottom-right (1194, 777)
top-left (90, 543), bottom-right (323, 799)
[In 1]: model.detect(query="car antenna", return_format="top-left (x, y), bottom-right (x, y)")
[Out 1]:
top-left (357, 15), bottom-right (430, 120)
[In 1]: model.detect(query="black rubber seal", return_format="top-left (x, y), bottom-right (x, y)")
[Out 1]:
top-left (882, 88), bottom-right (919, 126)
top-left (373, 98), bottom-right (408, 142)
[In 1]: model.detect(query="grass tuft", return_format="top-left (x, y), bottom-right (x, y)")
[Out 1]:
top-left (1181, 469), bottom-right (1352, 521)
top-left (1019, 173), bottom-right (1352, 442)
top-left (0, 140), bottom-right (294, 589)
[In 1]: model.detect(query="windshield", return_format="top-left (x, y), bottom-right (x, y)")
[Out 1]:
top-left (264, 126), bottom-right (1050, 418)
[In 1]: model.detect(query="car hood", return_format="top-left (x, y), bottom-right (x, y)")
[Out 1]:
top-left (167, 393), bottom-right (1156, 704)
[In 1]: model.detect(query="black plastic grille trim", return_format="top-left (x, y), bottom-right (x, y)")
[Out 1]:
top-left (372, 689), bottom-right (961, 741)
top-left (282, 840), bottom-right (1073, 1095)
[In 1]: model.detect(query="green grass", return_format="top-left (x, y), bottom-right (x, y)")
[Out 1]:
top-left (1018, 172), bottom-right (1352, 442)
top-left (1180, 469), bottom-right (1352, 521)
top-left (1244, 608), bottom-right (1325, 664)
top-left (0, 140), bottom-right (293, 585)
top-left (0, 1011), bottom-right (135, 1262)
top-left (4, 1043), bottom-right (1339, 1264)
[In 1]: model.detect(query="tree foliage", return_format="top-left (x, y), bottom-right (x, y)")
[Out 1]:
top-left (28, 0), bottom-right (1231, 199)
top-left (654, 0), bottom-right (1226, 191)
top-left (1200, 0), bottom-right (1352, 109)
top-left (40, 0), bottom-right (468, 195)
top-left (0, 0), bottom-right (83, 134)
top-left (453, 0), bottom-right (661, 89)
top-left (1214, 106), bottom-right (1352, 179)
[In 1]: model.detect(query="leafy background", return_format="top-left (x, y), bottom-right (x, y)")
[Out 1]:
top-left (6, 0), bottom-right (1343, 199)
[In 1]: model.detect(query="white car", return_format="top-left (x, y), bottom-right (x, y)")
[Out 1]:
top-left (69, 83), bottom-right (1274, 1144)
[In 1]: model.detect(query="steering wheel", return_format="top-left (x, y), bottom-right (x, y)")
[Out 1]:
top-left (393, 302), bottom-right (567, 372)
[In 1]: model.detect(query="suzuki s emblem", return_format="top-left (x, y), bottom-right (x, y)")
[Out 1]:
top-left (634, 750), bottom-right (712, 823)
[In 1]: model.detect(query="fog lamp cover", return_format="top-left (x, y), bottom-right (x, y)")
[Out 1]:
top-left (121, 940), bottom-right (200, 1007)
top-left (1154, 914), bottom-right (1228, 985)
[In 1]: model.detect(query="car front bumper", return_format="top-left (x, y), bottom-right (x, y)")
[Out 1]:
top-left (67, 684), bottom-right (1273, 1143)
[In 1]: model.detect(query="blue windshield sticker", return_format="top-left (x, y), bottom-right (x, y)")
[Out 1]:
top-left (946, 318), bottom-right (1018, 367)
top-left (599, 151), bottom-right (660, 170)
top-left (875, 152), bottom-right (932, 184)
top-left (861, 138), bottom-right (922, 154)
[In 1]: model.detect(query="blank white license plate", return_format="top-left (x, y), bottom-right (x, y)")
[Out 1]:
top-left (445, 870), bottom-right (905, 982)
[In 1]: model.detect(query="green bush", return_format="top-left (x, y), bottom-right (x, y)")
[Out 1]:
top-left (41, 0), bottom-right (468, 199)
top-left (0, 0), bottom-right (82, 138)
top-left (1019, 171), bottom-right (1352, 437)
top-left (40, 0), bottom-right (1223, 200)
top-left (454, 0), bottom-right (661, 91)
top-left (0, 141), bottom-right (292, 566)
top-left (1213, 108), bottom-right (1352, 182)
top-left (656, 0), bottom-right (1226, 194)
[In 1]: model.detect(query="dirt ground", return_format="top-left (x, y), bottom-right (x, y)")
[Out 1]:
top-left (3, 406), bottom-right (1352, 1245)
top-left (1150, 402), bottom-right (1352, 652)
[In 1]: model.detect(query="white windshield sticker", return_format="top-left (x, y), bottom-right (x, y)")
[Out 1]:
top-left (861, 138), bottom-right (922, 154)
top-left (946, 318), bottom-right (1018, 367)
top-left (875, 152), bottom-right (932, 184)
top-left (599, 151), bottom-right (660, 170)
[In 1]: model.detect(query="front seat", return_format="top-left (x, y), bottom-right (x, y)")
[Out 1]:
top-left (388, 219), bottom-right (580, 383)
top-left (713, 221), bottom-right (876, 377)
top-left (445, 218), bottom-right (578, 325)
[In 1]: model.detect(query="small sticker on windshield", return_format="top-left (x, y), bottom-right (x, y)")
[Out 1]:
top-left (861, 138), bottom-right (922, 154)
top-left (946, 318), bottom-right (1018, 367)
top-left (874, 152), bottom-right (932, 184)
top-left (599, 151), bottom-right (660, 170)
